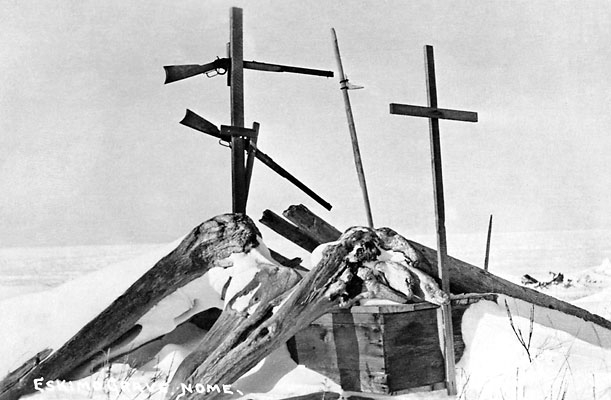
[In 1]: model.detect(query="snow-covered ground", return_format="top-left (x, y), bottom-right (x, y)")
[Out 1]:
top-left (2, 228), bottom-right (611, 400)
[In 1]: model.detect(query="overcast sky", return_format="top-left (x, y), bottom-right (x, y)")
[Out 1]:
top-left (1, 0), bottom-right (610, 247)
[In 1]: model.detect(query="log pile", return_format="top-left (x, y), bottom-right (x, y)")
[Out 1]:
top-left (0, 212), bottom-right (448, 400)
top-left (2, 206), bottom-right (611, 400)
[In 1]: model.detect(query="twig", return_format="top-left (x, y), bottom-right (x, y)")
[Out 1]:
top-left (504, 300), bottom-right (535, 362)
top-left (456, 368), bottom-right (471, 400)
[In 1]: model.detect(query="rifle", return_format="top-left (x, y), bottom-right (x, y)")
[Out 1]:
top-left (180, 110), bottom-right (332, 210)
top-left (164, 58), bottom-right (333, 84)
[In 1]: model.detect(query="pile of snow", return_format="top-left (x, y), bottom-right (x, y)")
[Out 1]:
top-left (0, 237), bottom-right (186, 375)
top-left (455, 294), bottom-right (611, 400)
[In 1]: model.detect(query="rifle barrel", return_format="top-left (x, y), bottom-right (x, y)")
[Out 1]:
top-left (251, 145), bottom-right (332, 211)
top-left (243, 61), bottom-right (333, 77)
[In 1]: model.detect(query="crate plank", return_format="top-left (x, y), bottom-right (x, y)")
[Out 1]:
top-left (294, 323), bottom-right (386, 371)
top-left (293, 296), bottom-right (494, 394)
top-left (383, 308), bottom-right (445, 391)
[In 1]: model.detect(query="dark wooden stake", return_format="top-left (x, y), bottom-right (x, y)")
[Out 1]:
top-left (244, 122), bottom-right (260, 200)
top-left (331, 28), bottom-right (374, 228)
top-left (390, 45), bottom-right (479, 396)
top-left (229, 7), bottom-right (246, 214)
top-left (484, 214), bottom-right (493, 271)
top-left (424, 46), bottom-right (457, 396)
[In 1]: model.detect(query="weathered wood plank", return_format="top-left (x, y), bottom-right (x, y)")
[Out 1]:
top-left (268, 248), bottom-right (308, 273)
top-left (260, 209), bottom-right (319, 252)
top-left (279, 392), bottom-right (341, 400)
top-left (389, 104), bottom-right (478, 123)
top-left (350, 302), bottom-right (438, 314)
top-left (244, 122), bottom-right (260, 199)
top-left (309, 311), bottom-right (382, 326)
top-left (229, 7), bottom-right (246, 213)
top-left (383, 308), bottom-right (445, 391)
top-left (286, 320), bottom-right (386, 373)
top-left (0, 349), bottom-right (52, 392)
top-left (422, 44), bottom-right (458, 396)
top-left (283, 204), bottom-right (342, 243)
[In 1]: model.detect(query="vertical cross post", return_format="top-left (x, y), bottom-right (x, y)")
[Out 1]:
top-left (424, 45), bottom-right (457, 396)
top-left (229, 7), bottom-right (246, 214)
top-left (390, 45), bottom-right (478, 396)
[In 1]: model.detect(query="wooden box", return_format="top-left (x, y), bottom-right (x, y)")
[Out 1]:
top-left (290, 299), bottom-right (476, 395)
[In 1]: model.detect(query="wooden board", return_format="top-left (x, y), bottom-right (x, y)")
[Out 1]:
top-left (389, 103), bottom-right (478, 122)
top-left (292, 297), bottom-right (490, 394)
top-left (260, 210), bottom-right (319, 252)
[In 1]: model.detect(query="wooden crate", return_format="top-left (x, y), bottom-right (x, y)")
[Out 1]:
top-left (290, 296), bottom-right (488, 395)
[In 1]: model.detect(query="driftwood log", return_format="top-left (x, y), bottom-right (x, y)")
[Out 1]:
top-left (166, 262), bottom-right (302, 396)
top-left (165, 226), bottom-right (448, 400)
top-left (0, 214), bottom-right (267, 400)
top-left (281, 204), bottom-right (611, 331)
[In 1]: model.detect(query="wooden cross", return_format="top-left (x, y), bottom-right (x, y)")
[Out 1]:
top-left (164, 7), bottom-right (333, 214)
top-left (390, 45), bottom-right (478, 396)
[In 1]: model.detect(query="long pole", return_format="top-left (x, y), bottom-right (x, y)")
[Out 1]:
top-left (424, 45), bottom-right (457, 396)
top-left (331, 28), bottom-right (374, 228)
top-left (230, 7), bottom-right (246, 214)
top-left (484, 214), bottom-right (493, 271)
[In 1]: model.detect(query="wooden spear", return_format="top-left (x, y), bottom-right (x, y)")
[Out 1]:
top-left (331, 28), bottom-right (374, 228)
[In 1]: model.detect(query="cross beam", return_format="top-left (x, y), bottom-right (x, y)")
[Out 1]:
top-left (164, 7), bottom-right (333, 214)
top-left (390, 45), bottom-right (478, 396)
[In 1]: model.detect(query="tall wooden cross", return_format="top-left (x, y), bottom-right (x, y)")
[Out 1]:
top-left (164, 7), bottom-right (333, 214)
top-left (389, 45), bottom-right (478, 396)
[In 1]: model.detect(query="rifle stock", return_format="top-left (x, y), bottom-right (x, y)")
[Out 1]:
top-left (180, 110), bottom-right (223, 139)
top-left (164, 58), bottom-right (229, 84)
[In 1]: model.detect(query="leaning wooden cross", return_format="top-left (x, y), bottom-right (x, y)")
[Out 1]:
top-left (390, 45), bottom-right (478, 396)
top-left (164, 7), bottom-right (334, 214)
